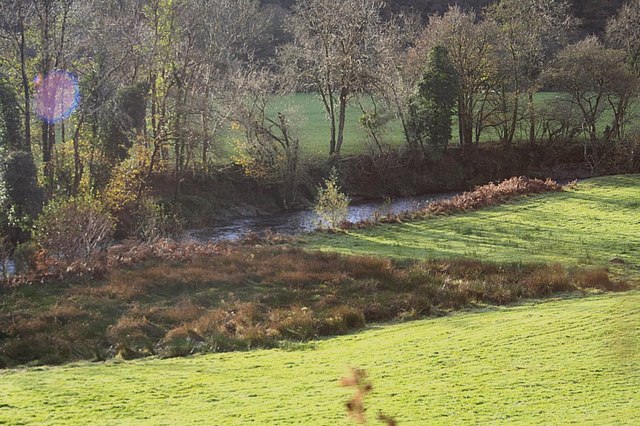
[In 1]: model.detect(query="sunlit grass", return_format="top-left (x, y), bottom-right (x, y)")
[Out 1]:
top-left (1, 291), bottom-right (637, 424)
top-left (214, 92), bottom-right (640, 160)
top-left (304, 175), bottom-right (640, 281)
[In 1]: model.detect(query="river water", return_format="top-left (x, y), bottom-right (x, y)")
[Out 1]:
top-left (186, 191), bottom-right (459, 243)
top-left (0, 259), bottom-right (16, 277)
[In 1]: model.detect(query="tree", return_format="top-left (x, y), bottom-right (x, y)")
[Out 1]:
top-left (544, 36), bottom-right (639, 171)
top-left (314, 168), bottom-right (350, 230)
top-left (0, 78), bottom-right (43, 243)
top-left (408, 45), bottom-right (459, 155)
top-left (0, 78), bottom-right (24, 151)
top-left (546, 37), bottom-right (635, 143)
top-left (606, 0), bottom-right (640, 72)
top-left (226, 67), bottom-right (301, 209)
top-left (486, 0), bottom-right (577, 145)
top-left (101, 82), bottom-right (149, 165)
top-left (0, 0), bottom-right (35, 152)
top-left (282, 0), bottom-right (395, 159)
top-left (413, 6), bottom-right (500, 148)
top-left (605, 0), bottom-right (640, 140)
top-left (0, 151), bottom-right (43, 236)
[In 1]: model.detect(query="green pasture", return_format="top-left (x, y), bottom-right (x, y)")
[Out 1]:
top-left (305, 175), bottom-right (640, 281)
top-left (1, 291), bottom-right (637, 424)
top-left (215, 92), bottom-right (640, 160)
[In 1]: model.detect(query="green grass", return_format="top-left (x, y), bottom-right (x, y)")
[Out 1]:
top-left (0, 291), bottom-right (637, 424)
top-left (305, 175), bottom-right (640, 281)
top-left (215, 92), bottom-right (640, 160)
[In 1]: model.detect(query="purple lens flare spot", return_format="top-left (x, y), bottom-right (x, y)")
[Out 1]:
top-left (34, 70), bottom-right (80, 124)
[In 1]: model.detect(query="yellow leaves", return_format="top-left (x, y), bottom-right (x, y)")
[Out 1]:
top-left (103, 144), bottom-right (151, 214)
top-left (232, 138), bottom-right (271, 181)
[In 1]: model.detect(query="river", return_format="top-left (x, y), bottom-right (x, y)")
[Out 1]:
top-left (185, 191), bottom-right (459, 242)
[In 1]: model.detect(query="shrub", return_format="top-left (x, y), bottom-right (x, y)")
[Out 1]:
top-left (107, 316), bottom-right (163, 355)
top-left (11, 241), bottom-right (38, 274)
top-left (314, 168), bottom-right (350, 229)
top-left (318, 306), bottom-right (366, 336)
top-left (572, 268), bottom-right (627, 291)
top-left (134, 197), bottom-right (184, 242)
top-left (0, 151), bottom-right (43, 242)
top-left (271, 306), bottom-right (317, 340)
top-left (159, 326), bottom-right (204, 358)
top-left (33, 195), bottom-right (116, 263)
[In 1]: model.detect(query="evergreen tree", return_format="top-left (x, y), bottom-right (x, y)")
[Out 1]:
top-left (0, 78), bottom-right (43, 243)
top-left (409, 45), bottom-right (459, 155)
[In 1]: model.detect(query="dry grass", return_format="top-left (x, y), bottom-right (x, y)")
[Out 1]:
top-left (0, 245), bottom-right (630, 368)
top-left (341, 177), bottom-right (563, 230)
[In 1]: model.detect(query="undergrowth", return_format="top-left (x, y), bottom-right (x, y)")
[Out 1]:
top-left (341, 177), bottom-right (563, 229)
top-left (0, 245), bottom-right (628, 368)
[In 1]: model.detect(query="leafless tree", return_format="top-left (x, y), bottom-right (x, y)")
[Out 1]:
top-left (282, 0), bottom-right (395, 159)
top-left (605, 0), bottom-right (640, 140)
top-left (544, 36), bottom-right (639, 171)
top-left (487, 0), bottom-right (577, 146)
top-left (224, 66), bottom-right (301, 209)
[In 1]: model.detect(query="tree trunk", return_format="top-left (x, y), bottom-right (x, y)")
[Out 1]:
top-left (72, 117), bottom-right (85, 195)
top-left (335, 87), bottom-right (348, 159)
top-left (19, 21), bottom-right (31, 152)
top-left (328, 89), bottom-right (337, 157)
top-left (528, 92), bottom-right (536, 146)
top-left (507, 90), bottom-right (519, 146)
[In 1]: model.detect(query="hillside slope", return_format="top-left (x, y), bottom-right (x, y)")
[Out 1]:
top-left (264, 0), bottom-right (626, 35)
top-left (306, 175), bottom-right (640, 281)
top-left (1, 291), bottom-right (638, 424)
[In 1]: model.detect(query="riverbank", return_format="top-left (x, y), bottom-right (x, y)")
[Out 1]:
top-left (1, 175), bottom-right (637, 368)
top-left (162, 141), bottom-right (629, 230)
top-left (305, 175), bottom-right (640, 282)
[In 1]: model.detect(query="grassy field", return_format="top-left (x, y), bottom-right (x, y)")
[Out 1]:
top-left (216, 92), bottom-right (640, 160)
top-left (2, 176), bottom-right (638, 424)
top-left (305, 175), bottom-right (640, 281)
top-left (0, 291), bottom-right (637, 425)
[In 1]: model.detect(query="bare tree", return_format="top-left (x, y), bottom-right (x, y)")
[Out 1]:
top-left (545, 36), bottom-right (638, 171)
top-left (282, 0), bottom-right (394, 159)
top-left (225, 67), bottom-right (301, 209)
top-left (486, 0), bottom-right (577, 146)
top-left (605, 0), bottom-right (640, 140)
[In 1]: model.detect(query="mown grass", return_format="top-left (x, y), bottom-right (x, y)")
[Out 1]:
top-left (305, 175), bottom-right (640, 281)
top-left (0, 291), bottom-right (637, 425)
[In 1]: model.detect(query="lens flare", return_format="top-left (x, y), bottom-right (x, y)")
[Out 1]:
top-left (33, 70), bottom-right (80, 124)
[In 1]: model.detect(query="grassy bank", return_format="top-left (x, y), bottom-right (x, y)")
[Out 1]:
top-left (305, 175), bottom-right (640, 281)
top-left (2, 243), bottom-right (622, 368)
top-left (1, 291), bottom-right (638, 424)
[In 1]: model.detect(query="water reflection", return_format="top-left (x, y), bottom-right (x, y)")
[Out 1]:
top-left (0, 259), bottom-right (16, 277)
top-left (186, 192), bottom-right (458, 243)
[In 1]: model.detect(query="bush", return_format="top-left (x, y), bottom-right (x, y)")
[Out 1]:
top-left (33, 195), bottom-right (116, 263)
top-left (0, 151), bottom-right (43, 242)
top-left (134, 198), bottom-right (184, 242)
top-left (11, 241), bottom-right (38, 274)
top-left (314, 168), bottom-right (350, 230)
top-left (317, 306), bottom-right (366, 336)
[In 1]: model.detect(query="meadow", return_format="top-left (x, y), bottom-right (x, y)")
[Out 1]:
top-left (216, 92), bottom-right (640, 160)
top-left (1, 175), bottom-right (638, 424)
top-left (305, 175), bottom-right (640, 281)
top-left (0, 291), bottom-right (637, 424)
